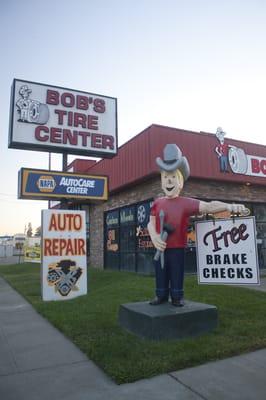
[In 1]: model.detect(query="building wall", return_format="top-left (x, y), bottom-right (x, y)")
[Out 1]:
top-left (89, 176), bottom-right (266, 269)
top-left (86, 124), bottom-right (266, 191)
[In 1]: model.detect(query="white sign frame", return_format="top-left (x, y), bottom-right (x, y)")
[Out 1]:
top-left (195, 217), bottom-right (260, 285)
top-left (41, 210), bottom-right (87, 301)
top-left (9, 79), bottom-right (117, 158)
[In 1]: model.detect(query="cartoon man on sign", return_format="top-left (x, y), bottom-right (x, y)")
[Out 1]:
top-left (148, 144), bottom-right (248, 307)
top-left (215, 127), bottom-right (229, 172)
top-left (16, 84), bottom-right (49, 125)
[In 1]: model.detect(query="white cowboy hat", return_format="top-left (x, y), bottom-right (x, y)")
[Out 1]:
top-left (156, 144), bottom-right (190, 181)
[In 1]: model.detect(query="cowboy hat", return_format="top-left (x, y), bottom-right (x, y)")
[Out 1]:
top-left (156, 143), bottom-right (190, 180)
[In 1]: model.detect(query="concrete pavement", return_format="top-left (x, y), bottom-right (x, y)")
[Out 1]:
top-left (1, 276), bottom-right (266, 400)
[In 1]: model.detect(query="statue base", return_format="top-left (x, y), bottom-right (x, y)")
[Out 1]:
top-left (118, 300), bottom-right (218, 341)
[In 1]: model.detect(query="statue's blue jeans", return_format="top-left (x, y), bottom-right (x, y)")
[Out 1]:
top-left (154, 248), bottom-right (185, 301)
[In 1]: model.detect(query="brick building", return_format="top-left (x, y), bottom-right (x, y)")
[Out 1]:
top-left (68, 125), bottom-right (266, 273)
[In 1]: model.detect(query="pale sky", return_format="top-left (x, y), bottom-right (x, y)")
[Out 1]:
top-left (0, 0), bottom-right (266, 235)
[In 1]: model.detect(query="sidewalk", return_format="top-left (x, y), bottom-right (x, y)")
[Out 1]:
top-left (1, 276), bottom-right (266, 400)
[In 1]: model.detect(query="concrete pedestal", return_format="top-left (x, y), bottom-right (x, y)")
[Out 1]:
top-left (118, 300), bottom-right (218, 341)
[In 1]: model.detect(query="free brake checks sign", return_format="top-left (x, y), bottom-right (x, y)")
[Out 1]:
top-left (195, 217), bottom-right (260, 285)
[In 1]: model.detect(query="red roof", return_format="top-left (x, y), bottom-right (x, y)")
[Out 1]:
top-left (72, 124), bottom-right (266, 192)
top-left (68, 159), bottom-right (96, 173)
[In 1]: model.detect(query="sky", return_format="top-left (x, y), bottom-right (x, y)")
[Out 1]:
top-left (0, 0), bottom-right (266, 235)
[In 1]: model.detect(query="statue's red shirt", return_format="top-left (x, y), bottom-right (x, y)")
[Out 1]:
top-left (150, 196), bottom-right (200, 248)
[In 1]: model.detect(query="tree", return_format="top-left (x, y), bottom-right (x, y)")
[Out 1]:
top-left (35, 226), bottom-right (41, 237)
top-left (26, 222), bottom-right (33, 237)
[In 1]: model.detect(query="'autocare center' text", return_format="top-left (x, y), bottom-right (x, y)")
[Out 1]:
top-left (58, 176), bottom-right (95, 194)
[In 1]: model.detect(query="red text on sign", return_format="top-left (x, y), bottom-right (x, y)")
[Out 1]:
top-left (44, 238), bottom-right (85, 256)
top-left (35, 126), bottom-right (114, 150)
top-left (54, 110), bottom-right (98, 129)
top-left (48, 213), bottom-right (82, 231)
top-left (251, 158), bottom-right (266, 175)
top-left (46, 90), bottom-right (105, 113)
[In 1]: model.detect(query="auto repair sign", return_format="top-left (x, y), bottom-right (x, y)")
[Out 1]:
top-left (9, 79), bottom-right (117, 158)
top-left (41, 210), bottom-right (87, 301)
top-left (196, 217), bottom-right (259, 285)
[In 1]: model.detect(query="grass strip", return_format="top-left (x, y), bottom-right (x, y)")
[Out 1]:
top-left (0, 263), bottom-right (266, 384)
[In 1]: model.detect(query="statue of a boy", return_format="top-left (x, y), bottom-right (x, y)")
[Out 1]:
top-left (148, 144), bottom-right (247, 307)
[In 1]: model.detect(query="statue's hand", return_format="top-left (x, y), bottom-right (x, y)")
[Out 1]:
top-left (228, 204), bottom-right (250, 216)
top-left (150, 233), bottom-right (167, 252)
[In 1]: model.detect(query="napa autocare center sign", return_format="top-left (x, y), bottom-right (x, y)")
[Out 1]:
top-left (196, 217), bottom-right (259, 285)
top-left (41, 210), bottom-right (87, 301)
top-left (18, 168), bottom-right (108, 201)
top-left (9, 79), bottom-right (117, 158)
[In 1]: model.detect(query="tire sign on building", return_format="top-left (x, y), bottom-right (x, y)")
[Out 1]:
top-left (196, 217), bottom-right (260, 285)
top-left (41, 210), bottom-right (87, 301)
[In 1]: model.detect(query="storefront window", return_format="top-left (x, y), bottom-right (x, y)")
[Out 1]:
top-left (105, 210), bottom-right (119, 270)
top-left (136, 201), bottom-right (155, 274)
top-left (254, 204), bottom-right (266, 221)
top-left (136, 202), bottom-right (154, 253)
top-left (104, 200), bottom-right (154, 274)
top-left (120, 206), bottom-right (135, 271)
top-left (120, 225), bottom-right (136, 252)
top-left (120, 206), bottom-right (135, 225)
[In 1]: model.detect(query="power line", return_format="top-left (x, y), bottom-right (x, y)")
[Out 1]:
top-left (0, 198), bottom-right (46, 204)
top-left (0, 193), bottom-right (17, 197)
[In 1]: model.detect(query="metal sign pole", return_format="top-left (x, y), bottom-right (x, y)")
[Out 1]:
top-left (62, 153), bottom-right (68, 171)
top-left (61, 153), bottom-right (68, 209)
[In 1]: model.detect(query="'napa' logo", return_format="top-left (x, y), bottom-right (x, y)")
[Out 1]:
top-left (37, 175), bottom-right (56, 192)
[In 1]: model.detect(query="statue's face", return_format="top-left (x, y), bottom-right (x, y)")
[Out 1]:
top-left (161, 169), bottom-right (184, 198)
